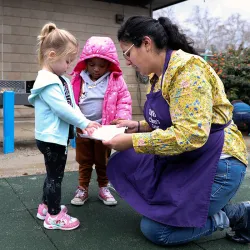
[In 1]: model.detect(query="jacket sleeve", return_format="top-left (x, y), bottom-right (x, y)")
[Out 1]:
top-left (71, 73), bottom-right (82, 104)
top-left (40, 84), bottom-right (90, 130)
top-left (140, 120), bottom-right (153, 132)
top-left (132, 63), bottom-right (213, 156)
top-left (115, 76), bottom-right (132, 120)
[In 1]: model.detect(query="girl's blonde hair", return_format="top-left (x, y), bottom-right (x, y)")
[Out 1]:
top-left (37, 22), bottom-right (78, 66)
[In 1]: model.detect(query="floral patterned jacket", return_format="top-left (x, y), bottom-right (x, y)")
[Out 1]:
top-left (132, 50), bottom-right (248, 166)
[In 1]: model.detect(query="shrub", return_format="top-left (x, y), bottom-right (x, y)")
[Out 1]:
top-left (209, 47), bottom-right (250, 104)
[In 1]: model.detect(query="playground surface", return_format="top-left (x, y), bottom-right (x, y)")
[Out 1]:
top-left (0, 120), bottom-right (250, 250)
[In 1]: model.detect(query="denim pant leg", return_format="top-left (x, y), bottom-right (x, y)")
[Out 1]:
top-left (208, 158), bottom-right (246, 215)
top-left (140, 157), bottom-right (246, 246)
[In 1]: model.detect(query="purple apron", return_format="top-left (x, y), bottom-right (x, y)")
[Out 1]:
top-left (107, 50), bottom-right (230, 227)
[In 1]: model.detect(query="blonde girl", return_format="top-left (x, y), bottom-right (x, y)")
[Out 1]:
top-left (28, 23), bottom-right (100, 230)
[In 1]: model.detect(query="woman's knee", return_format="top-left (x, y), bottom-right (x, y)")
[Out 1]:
top-left (140, 217), bottom-right (171, 246)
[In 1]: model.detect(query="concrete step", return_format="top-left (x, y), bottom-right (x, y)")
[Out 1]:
top-left (0, 106), bottom-right (34, 119)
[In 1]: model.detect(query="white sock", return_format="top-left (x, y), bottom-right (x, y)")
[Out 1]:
top-left (212, 210), bottom-right (230, 230)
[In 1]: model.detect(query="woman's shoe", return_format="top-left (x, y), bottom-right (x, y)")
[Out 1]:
top-left (223, 201), bottom-right (250, 243)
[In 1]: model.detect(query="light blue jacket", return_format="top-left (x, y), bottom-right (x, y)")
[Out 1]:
top-left (28, 70), bottom-right (90, 146)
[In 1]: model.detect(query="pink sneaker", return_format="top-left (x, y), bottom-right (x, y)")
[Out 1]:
top-left (98, 187), bottom-right (117, 205)
top-left (43, 210), bottom-right (80, 230)
top-left (36, 203), bottom-right (68, 220)
top-left (71, 187), bottom-right (89, 206)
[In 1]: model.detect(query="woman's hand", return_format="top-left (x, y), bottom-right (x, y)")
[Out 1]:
top-left (111, 119), bottom-right (139, 134)
top-left (103, 133), bottom-right (133, 151)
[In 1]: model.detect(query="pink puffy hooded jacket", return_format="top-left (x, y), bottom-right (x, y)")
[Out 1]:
top-left (71, 36), bottom-right (132, 125)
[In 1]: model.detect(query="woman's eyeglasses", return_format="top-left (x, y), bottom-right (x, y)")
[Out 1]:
top-left (123, 44), bottom-right (134, 60)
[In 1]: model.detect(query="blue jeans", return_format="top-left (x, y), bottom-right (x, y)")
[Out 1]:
top-left (140, 157), bottom-right (246, 246)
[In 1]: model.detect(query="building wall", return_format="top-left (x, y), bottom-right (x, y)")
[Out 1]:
top-left (0, 0), bottom-right (149, 119)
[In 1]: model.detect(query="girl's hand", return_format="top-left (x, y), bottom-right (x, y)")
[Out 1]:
top-left (110, 118), bottom-right (125, 125)
top-left (111, 119), bottom-right (139, 133)
top-left (87, 121), bottom-right (101, 129)
top-left (82, 121), bottom-right (101, 136)
top-left (83, 127), bottom-right (95, 136)
top-left (103, 133), bottom-right (133, 151)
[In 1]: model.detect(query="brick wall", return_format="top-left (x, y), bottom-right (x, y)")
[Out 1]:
top-left (0, 0), bottom-right (149, 119)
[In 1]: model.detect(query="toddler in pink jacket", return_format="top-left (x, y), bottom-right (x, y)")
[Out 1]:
top-left (71, 36), bottom-right (132, 206)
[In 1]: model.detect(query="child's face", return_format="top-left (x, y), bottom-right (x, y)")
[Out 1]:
top-left (49, 54), bottom-right (75, 76)
top-left (44, 44), bottom-right (77, 76)
top-left (86, 58), bottom-right (109, 81)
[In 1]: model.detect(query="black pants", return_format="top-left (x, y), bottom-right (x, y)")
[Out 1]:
top-left (36, 140), bottom-right (68, 215)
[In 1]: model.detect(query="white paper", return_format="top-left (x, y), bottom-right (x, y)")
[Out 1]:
top-left (77, 125), bottom-right (126, 141)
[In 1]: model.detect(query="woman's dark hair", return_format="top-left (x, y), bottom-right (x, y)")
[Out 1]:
top-left (118, 16), bottom-right (198, 55)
